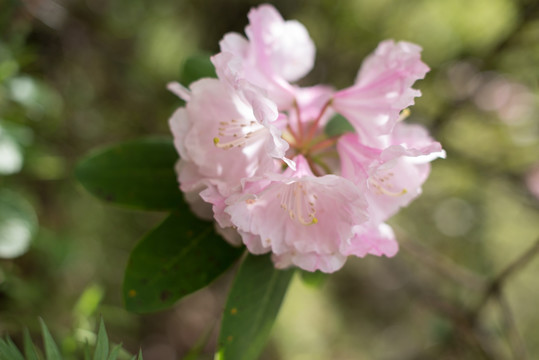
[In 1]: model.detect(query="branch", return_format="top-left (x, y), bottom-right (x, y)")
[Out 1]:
top-left (476, 238), bottom-right (539, 311)
top-left (400, 236), bottom-right (487, 291)
top-left (497, 293), bottom-right (528, 360)
top-left (403, 280), bottom-right (500, 359)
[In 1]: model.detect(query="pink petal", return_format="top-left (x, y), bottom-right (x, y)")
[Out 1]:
top-left (333, 40), bottom-right (429, 142)
top-left (212, 4), bottom-right (315, 108)
top-left (246, 4), bottom-right (315, 82)
top-left (341, 223), bottom-right (399, 258)
top-left (226, 156), bottom-right (368, 273)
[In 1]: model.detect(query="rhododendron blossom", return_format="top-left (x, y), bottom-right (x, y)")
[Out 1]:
top-left (168, 4), bottom-right (445, 273)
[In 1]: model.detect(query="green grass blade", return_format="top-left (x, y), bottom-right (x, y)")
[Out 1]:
top-left (93, 318), bottom-right (109, 360)
top-left (23, 328), bottom-right (40, 360)
top-left (39, 318), bottom-right (63, 360)
top-left (107, 344), bottom-right (122, 360)
top-left (83, 342), bottom-right (91, 360)
top-left (0, 337), bottom-right (25, 360)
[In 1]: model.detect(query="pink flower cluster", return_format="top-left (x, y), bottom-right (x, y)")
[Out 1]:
top-left (169, 4), bottom-right (445, 273)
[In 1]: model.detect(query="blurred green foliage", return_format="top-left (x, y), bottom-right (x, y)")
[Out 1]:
top-left (1, 0), bottom-right (538, 359)
top-left (0, 318), bottom-right (143, 360)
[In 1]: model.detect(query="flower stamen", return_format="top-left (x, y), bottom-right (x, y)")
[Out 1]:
top-left (369, 175), bottom-right (407, 196)
top-left (213, 119), bottom-right (265, 150)
top-left (398, 108), bottom-right (411, 122)
top-left (281, 183), bottom-right (318, 225)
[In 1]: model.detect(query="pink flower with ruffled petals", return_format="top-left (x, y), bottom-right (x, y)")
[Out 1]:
top-left (225, 156), bottom-right (368, 273)
top-left (168, 4), bottom-right (443, 272)
top-left (333, 40), bottom-right (429, 145)
top-left (211, 4), bottom-right (315, 108)
top-left (169, 78), bottom-right (290, 194)
top-left (338, 122), bottom-right (445, 223)
top-left (341, 222), bottom-right (399, 258)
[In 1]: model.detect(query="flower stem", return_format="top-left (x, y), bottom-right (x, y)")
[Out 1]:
top-left (309, 155), bottom-right (332, 175)
top-left (294, 100), bottom-right (304, 141)
top-left (306, 99), bottom-right (333, 143)
top-left (310, 136), bottom-right (339, 154)
top-left (306, 156), bottom-right (323, 177)
top-left (286, 125), bottom-right (300, 146)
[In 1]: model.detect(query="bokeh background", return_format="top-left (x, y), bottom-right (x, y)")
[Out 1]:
top-left (1, 0), bottom-right (539, 359)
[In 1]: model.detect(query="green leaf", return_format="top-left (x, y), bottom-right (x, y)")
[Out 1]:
top-left (107, 344), bottom-right (122, 360)
top-left (23, 328), bottom-right (40, 360)
top-left (75, 138), bottom-right (183, 211)
top-left (123, 212), bottom-right (244, 313)
top-left (300, 269), bottom-right (328, 288)
top-left (324, 114), bottom-right (355, 137)
top-left (93, 318), bottom-right (109, 360)
top-left (180, 54), bottom-right (217, 86)
top-left (216, 254), bottom-right (294, 360)
top-left (0, 337), bottom-right (24, 360)
top-left (40, 318), bottom-right (63, 360)
top-left (116, 347), bottom-right (134, 360)
top-left (83, 343), bottom-right (91, 360)
top-left (74, 284), bottom-right (104, 319)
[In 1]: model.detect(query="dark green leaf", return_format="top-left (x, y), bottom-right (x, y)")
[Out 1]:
top-left (76, 138), bottom-right (183, 211)
top-left (23, 328), bottom-right (40, 360)
top-left (123, 212), bottom-right (244, 313)
top-left (93, 318), bottom-right (109, 360)
top-left (216, 254), bottom-right (294, 360)
top-left (324, 113), bottom-right (355, 137)
top-left (180, 54), bottom-right (217, 86)
top-left (40, 318), bottom-right (63, 360)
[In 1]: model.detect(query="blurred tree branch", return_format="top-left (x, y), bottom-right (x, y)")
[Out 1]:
top-left (476, 238), bottom-right (539, 312)
top-left (497, 293), bottom-right (528, 360)
top-left (401, 236), bottom-right (539, 359)
top-left (400, 236), bottom-right (487, 291)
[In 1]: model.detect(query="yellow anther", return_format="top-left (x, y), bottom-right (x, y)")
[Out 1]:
top-left (398, 108), bottom-right (411, 122)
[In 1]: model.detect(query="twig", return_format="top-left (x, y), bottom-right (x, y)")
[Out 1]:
top-left (491, 238), bottom-right (539, 289)
top-left (497, 293), bottom-right (528, 360)
top-left (476, 238), bottom-right (539, 311)
top-left (403, 280), bottom-right (500, 359)
top-left (398, 236), bottom-right (539, 358)
top-left (400, 237), bottom-right (487, 291)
